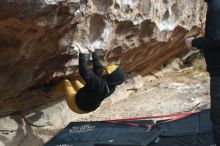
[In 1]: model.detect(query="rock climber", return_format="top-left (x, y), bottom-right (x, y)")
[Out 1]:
top-left (46, 42), bottom-right (127, 114)
top-left (185, 0), bottom-right (220, 145)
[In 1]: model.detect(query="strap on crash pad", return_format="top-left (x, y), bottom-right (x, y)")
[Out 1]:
top-left (105, 111), bottom-right (197, 131)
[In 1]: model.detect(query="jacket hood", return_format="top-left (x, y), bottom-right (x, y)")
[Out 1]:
top-left (105, 67), bottom-right (127, 86)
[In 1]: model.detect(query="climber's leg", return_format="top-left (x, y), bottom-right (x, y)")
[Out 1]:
top-left (74, 80), bottom-right (84, 92)
top-left (41, 79), bottom-right (64, 97)
top-left (51, 80), bottom-right (65, 97)
top-left (52, 79), bottom-right (86, 114)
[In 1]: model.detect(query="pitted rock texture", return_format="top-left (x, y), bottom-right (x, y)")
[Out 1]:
top-left (0, 0), bottom-right (206, 116)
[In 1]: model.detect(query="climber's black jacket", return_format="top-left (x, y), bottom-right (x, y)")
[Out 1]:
top-left (192, 0), bottom-right (220, 76)
top-left (75, 52), bottom-right (115, 112)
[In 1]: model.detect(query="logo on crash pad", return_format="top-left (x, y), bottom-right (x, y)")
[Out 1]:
top-left (69, 124), bottom-right (95, 133)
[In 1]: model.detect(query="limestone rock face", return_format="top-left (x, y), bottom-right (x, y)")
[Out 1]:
top-left (0, 0), bottom-right (206, 116)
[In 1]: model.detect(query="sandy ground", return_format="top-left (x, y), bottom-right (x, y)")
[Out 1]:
top-left (0, 65), bottom-right (211, 146)
top-left (77, 67), bottom-right (210, 121)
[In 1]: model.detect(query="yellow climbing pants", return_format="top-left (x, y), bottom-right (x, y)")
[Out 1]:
top-left (52, 79), bottom-right (87, 114)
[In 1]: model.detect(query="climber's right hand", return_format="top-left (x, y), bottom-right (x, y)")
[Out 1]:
top-left (86, 44), bottom-right (95, 53)
top-left (185, 37), bottom-right (198, 51)
top-left (74, 42), bottom-right (87, 53)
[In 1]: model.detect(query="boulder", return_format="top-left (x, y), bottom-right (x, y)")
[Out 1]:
top-left (0, 0), bottom-right (207, 115)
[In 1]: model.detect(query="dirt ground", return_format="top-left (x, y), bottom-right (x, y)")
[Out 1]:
top-left (77, 67), bottom-right (210, 122)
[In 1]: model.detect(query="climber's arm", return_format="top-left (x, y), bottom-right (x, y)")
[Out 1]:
top-left (86, 45), bottom-right (104, 76)
top-left (192, 36), bottom-right (220, 51)
top-left (79, 53), bottom-right (94, 83)
top-left (92, 51), bottom-right (104, 76)
top-left (74, 42), bottom-right (95, 83)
